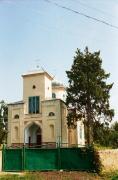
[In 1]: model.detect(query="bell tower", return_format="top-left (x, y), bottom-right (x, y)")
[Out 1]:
top-left (22, 70), bottom-right (53, 114)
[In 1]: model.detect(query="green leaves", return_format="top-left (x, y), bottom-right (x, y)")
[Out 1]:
top-left (93, 121), bottom-right (118, 148)
top-left (0, 100), bottom-right (8, 144)
top-left (66, 47), bottom-right (114, 144)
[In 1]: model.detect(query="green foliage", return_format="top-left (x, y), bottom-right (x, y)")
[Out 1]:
top-left (93, 121), bottom-right (110, 147)
top-left (66, 47), bottom-right (114, 144)
top-left (111, 121), bottom-right (118, 131)
top-left (93, 121), bottom-right (118, 148)
top-left (93, 149), bottom-right (103, 173)
top-left (0, 100), bottom-right (8, 144)
top-left (102, 171), bottom-right (118, 180)
top-left (109, 122), bottom-right (118, 148)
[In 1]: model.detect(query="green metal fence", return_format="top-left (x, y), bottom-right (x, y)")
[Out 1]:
top-left (3, 148), bottom-right (23, 171)
top-left (25, 148), bottom-right (58, 171)
top-left (2, 146), bottom-right (95, 171)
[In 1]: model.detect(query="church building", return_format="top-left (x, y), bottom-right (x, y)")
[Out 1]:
top-left (7, 70), bottom-right (85, 147)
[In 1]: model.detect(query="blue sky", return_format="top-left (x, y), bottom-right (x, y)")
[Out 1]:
top-left (0, 0), bottom-right (118, 120)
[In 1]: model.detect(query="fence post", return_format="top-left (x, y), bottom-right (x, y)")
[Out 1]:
top-left (22, 145), bottom-right (25, 171)
top-left (2, 144), bottom-right (5, 171)
top-left (58, 137), bottom-right (61, 170)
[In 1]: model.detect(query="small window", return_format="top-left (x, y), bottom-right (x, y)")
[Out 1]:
top-left (49, 112), bottom-right (55, 116)
top-left (80, 126), bottom-right (82, 139)
top-left (14, 126), bottom-right (18, 139)
top-left (32, 85), bottom-right (36, 89)
top-left (52, 93), bottom-right (56, 99)
top-left (14, 114), bottom-right (19, 119)
top-left (50, 124), bottom-right (54, 138)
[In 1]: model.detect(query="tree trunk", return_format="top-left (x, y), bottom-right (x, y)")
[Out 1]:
top-left (86, 102), bottom-right (93, 145)
top-left (86, 120), bottom-right (93, 145)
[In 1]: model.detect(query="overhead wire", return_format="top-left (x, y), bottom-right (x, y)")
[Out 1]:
top-left (43, 0), bottom-right (118, 30)
top-left (2, 0), bottom-right (118, 31)
top-left (72, 0), bottom-right (118, 20)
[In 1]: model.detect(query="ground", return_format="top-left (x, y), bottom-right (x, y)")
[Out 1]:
top-left (0, 172), bottom-right (99, 180)
top-left (0, 171), bottom-right (118, 180)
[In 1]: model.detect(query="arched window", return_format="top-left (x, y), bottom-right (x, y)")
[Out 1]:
top-left (52, 93), bottom-right (56, 99)
top-left (14, 126), bottom-right (18, 139)
top-left (49, 112), bottom-right (55, 116)
top-left (80, 126), bottom-right (82, 139)
top-left (14, 114), bottom-right (19, 119)
top-left (50, 124), bottom-right (54, 138)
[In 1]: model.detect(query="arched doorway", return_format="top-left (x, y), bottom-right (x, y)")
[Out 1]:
top-left (36, 128), bottom-right (42, 145)
top-left (25, 123), bottom-right (42, 146)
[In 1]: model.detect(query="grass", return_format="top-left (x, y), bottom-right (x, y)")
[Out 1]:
top-left (101, 171), bottom-right (118, 180)
top-left (0, 171), bottom-right (118, 180)
top-left (94, 143), bottom-right (113, 150)
top-left (0, 171), bottom-right (101, 180)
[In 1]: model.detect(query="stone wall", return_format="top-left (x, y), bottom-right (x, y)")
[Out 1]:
top-left (98, 149), bottom-right (118, 172)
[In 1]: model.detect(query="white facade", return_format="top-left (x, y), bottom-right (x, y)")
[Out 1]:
top-left (52, 81), bottom-right (67, 102)
top-left (7, 70), bottom-right (85, 147)
top-left (77, 121), bottom-right (85, 146)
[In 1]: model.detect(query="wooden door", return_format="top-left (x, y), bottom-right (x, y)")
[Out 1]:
top-left (37, 134), bottom-right (41, 145)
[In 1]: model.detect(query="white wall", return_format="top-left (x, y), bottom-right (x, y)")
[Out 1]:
top-left (45, 76), bottom-right (52, 100)
top-left (52, 87), bottom-right (66, 102)
top-left (77, 121), bottom-right (85, 146)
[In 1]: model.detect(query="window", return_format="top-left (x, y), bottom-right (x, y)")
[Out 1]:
top-left (14, 114), bottom-right (19, 119)
top-left (49, 112), bottom-right (55, 116)
top-left (80, 126), bottom-right (82, 139)
top-left (32, 85), bottom-right (36, 89)
top-left (52, 93), bottom-right (56, 99)
top-left (14, 126), bottom-right (18, 139)
top-left (28, 96), bottom-right (40, 114)
top-left (50, 124), bottom-right (54, 138)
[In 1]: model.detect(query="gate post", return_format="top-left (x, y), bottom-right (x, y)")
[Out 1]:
top-left (57, 137), bottom-right (61, 170)
top-left (2, 144), bottom-right (5, 171)
top-left (22, 145), bottom-right (25, 171)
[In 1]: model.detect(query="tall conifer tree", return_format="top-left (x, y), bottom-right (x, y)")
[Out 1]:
top-left (66, 47), bottom-right (114, 145)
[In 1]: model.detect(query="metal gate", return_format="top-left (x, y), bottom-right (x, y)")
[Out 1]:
top-left (2, 146), bottom-right (95, 171)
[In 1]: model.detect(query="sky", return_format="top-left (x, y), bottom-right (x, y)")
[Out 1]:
top-left (0, 0), bottom-right (118, 120)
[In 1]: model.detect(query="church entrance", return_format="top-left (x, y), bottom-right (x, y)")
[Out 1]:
top-left (36, 128), bottom-right (42, 145)
top-left (25, 123), bottom-right (42, 147)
